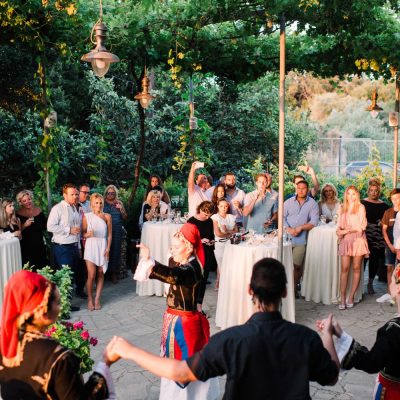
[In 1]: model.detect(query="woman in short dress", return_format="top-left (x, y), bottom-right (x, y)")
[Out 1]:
top-left (134, 223), bottom-right (218, 400)
top-left (211, 198), bottom-right (237, 289)
top-left (337, 185), bottom-right (369, 310)
top-left (83, 193), bottom-right (112, 311)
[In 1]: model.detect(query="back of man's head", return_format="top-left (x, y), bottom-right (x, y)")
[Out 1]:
top-left (250, 258), bottom-right (287, 305)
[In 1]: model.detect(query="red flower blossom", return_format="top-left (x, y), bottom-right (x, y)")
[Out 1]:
top-left (89, 337), bottom-right (98, 346)
top-left (81, 330), bottom-right (90, 341)
top-left (73, 321), bottom-right (84, 330)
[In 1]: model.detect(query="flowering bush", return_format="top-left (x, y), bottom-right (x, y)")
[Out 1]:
top-left (45, 320), bottom-right (98, 373)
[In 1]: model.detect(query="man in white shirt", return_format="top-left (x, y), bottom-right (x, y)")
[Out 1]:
top-left (47, 183), bottom-right (81, 311)
top-left (187, 161), bottom-right (213, 217)
top-left (224, 172), bottom-right (246, 227)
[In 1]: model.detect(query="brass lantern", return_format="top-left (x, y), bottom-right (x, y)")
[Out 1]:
top-left (366, 87), bottom-right (383, 119)
top-left (135, 67), bottom-right (154, 109)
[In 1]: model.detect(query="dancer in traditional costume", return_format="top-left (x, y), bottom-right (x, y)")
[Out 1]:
top-left (134, 223), bottom-right (219, 400)
top-left (0, 270), bottom-right (116, 399)
top-left (318, 264), bottom-right (400, 400)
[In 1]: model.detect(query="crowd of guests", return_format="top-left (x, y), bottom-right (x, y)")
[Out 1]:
top-left (0, 183), bottom-right (128, 313)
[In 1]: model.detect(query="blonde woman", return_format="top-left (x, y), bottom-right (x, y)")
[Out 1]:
top-left (0, 198), bottom-right (21, 239)
top-left (336, 186), bottom-right (369, 310)
top-left (16, 190), bottom-right (48, 269)
top-left (139, 190), bottom-right (169, 228)
top-left (318, 183), bottom-right (340, 222)
top-left (103, 185), bottom-right (127, 283)
top-left (83, 193), bottom-right (112, 311)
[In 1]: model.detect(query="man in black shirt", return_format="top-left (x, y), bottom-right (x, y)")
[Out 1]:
top-left (108, 258), bottom-right (339, 400)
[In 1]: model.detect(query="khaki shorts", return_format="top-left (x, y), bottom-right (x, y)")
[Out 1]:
top-left (292, 245), bottom-right (306, 266)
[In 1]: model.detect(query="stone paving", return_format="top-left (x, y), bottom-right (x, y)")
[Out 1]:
top-left (71, 272), bottom-right (394, 400)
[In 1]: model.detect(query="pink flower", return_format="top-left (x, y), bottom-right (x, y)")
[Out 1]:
top-left (89, 337), bottom-right (98, 346)
top-left (45, 326), bottom-right (56, 337)
top-left (81, 330), bottom-right (90, 341)
top-left (73, 321), bottom-right (84, 330)
top-left (63, 321), bottom-right (73, 330)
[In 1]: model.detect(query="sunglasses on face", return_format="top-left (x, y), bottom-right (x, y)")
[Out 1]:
top-left (107, 192), bottom-right (116, 195)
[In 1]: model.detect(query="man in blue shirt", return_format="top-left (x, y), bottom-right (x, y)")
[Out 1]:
top-left (284, 180), bottom-right (319, 298)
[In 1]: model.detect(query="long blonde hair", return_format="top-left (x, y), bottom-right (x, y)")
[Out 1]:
top-left (341, 185), bottom-right (361, 214)
top-left (89, 193), bottom-right (104, 211)
top-left (319, 183), bottom-right (338, 204)
top-left (0, 198), bottom-right (18, 228)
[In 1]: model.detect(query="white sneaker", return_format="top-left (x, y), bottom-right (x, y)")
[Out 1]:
top-left (376, 293), bottom-right (392, 303)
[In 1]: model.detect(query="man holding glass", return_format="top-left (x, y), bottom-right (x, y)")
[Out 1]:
top-left (47, 183), bottom-right (81, 311)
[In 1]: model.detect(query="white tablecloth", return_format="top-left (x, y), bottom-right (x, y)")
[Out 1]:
top-left (136, 222), bottom-right (183, 296)
top-left (0, 238), bottom-right (22, 309)
top-left (302, 223), bottom-right (364, 305)
top-left (215, 241), bottom-right (295, 329)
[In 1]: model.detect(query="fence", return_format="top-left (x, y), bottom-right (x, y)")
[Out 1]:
top-left (308, 137), bottom-right (396, 176)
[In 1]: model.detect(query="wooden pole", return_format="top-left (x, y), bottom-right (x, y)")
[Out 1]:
top-left (277, 15), bottom-right (286, 263)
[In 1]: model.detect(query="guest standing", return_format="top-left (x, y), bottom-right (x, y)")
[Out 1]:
top-left (318, 183), bottom-right (340, 222)
top-left (224, 172), bottom-right (246, 227)
top-left (47, 183), bottom-right (81, 312)
top-left (336, 185), bottom-right (369, 310)
top-left (78, 183), bottom-right (91, 213)
top-left (103, 185), bottom-right (127, 284)
top-left (380, 188), bottom-right (400, 303)
top-left (211, 183), bottom-right (226, 212)
top-left (0, 198), bottom-right (21, 239)
top-left (16, 190), bottom-right (48, 270)
top-left (187, 161), bottom-right (213, 217)
top-left (83, 193), bottom-right (112, 311)
top-left (361, 179), bottom-right (388, 295)
top-left (133, 224), bottom-right (219, 400)
top-left (211, 198), bottom-right (237, 289)
top-left (188, 201), bottom-right (217, 312)
top-left (144, 175), bottom-right (171, 205)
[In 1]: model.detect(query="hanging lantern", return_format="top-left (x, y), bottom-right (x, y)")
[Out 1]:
top-left (134, 67), bottom-right (154, 109)
top-left (366, 87), bottom-right (383, 119)
top-left (81, 1), bottom-right (119, 77)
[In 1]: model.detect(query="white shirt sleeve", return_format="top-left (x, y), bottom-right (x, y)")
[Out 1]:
top-left (94, 361), bottom-right (116, 399)
top-left (394, 212), bottom-right (400, 249)
top-left (47, 204), bottom-right (70, 236)
top-left (133, 258), bottom-right (156, 281)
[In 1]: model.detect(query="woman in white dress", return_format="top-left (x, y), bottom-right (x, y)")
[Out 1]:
top-left (319, 183), bottom-right (340, 222)
top-left (83, 193), bottom-right (112, 311)
top-left (211, 198), bottom-right (237, 289)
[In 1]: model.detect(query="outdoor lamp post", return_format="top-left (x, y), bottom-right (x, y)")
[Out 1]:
top-left (134, 67), bottom-right (155, 109)
top-left (81, 0), bottom-right (120, 77)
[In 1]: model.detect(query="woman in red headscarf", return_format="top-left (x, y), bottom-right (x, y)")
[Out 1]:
top-left (134, 223), bottom-right (219, 400)
top-left (0, 270), bottom-right (116, 399)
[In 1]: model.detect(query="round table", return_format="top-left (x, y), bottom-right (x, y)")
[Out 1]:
top-left (215, 240), bottom-right (295, 330)
top-left (136, 221), bottom-right (183, 296)
top-left (301, 223), bottom-right (364, 304)
top-left (0, 237), bottom-right (22, 309)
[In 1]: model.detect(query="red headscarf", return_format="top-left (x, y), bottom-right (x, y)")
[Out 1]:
top-left (1, 270), bottom-right (52, 367)
top-left (179, 223), bottom-right (205, 267)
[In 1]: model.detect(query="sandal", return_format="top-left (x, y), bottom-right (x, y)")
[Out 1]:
top-left (346, 302), bottom-right (354, 309)
top-left (338, 304), bottom-right (346, 310)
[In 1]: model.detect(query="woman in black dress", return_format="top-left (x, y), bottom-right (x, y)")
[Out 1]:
top-left (361, 179), bottom-right (388, 294)
top-left (188, 201), bottom-right (217, 313)
top-left (16, 190), bottom-right (48, 270)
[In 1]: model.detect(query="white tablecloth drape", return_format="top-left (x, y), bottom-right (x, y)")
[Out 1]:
top-left (0, 238), bottom-right (22, 309)
top-left (215, 241), bottom-right (295, 330)
top-left (302, 223), bottom-right (364, 305)
top-left (136, 222), bottom-right (183, 296)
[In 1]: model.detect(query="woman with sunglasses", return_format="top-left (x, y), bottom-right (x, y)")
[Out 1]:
top-left (103, 185), bottom-right (127, 284)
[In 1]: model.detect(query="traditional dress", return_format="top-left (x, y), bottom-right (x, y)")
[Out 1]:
top-left (0, 270), bottom-right (115, 399)
top-left (336, 316), bottom-right (400, 400)
top-left (134, 224), bottom-right (219, 400)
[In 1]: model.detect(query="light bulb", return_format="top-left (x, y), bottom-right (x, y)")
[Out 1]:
top-left (370, 110), bottom-right (379, 119)
top-left (140, 98), bottom-right (150, 109)
top-left (91, 59), bottom-right (110, 77)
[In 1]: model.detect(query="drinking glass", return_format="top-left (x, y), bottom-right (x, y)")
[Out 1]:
top-left (320, 215), bottom-right (327, 224)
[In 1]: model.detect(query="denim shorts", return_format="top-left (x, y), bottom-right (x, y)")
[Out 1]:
top-left (385, 247), bottom-right (396, 266)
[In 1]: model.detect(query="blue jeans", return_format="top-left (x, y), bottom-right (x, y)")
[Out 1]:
top-left (52, 242), bottom-right (80, 288)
